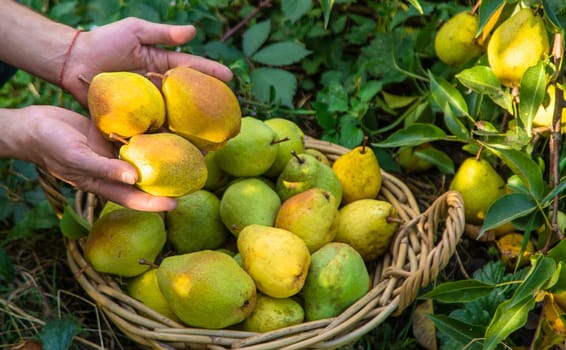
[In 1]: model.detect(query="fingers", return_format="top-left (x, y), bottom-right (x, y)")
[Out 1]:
top-left (131, 18), bottom-right (197, 46)
top-left (164, 50), bottom-right (234, 82)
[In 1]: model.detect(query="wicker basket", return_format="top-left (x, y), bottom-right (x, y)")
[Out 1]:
top-left (38, 136), bottom-right (465, 350)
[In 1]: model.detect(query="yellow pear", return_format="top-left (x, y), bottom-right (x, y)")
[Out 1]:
top-left (240, 293), bottom-right (304, 333)
top-left (334, 199), bottom-right (400, 261)
top-left (119, 132), bottom-right (207, 197)
top-left (159, 66), bottom-right (241, 151)
top-left (434, 11), bottom-right (484, 67)
top-left (532, 84), bottom-right (566, 130)
top-left (487, 8), bottom-right (550, 87)
top-left (304, 148), bottom-right (331, 166)
top-left (495, 232), bottom-right (535, 270)
top-left (274, 188), bottom-right (339, 253)
top-left (126, 268), bottom-right (181, 322)
top-left (449, 157), bottom-right (506, 224)
top-left (331, 144), bottom-right (382, 205)
top-left (88, 71), bottom-right (165, 139)
top-left (156, 250), bottom-right (257, 329)
top-left (84, 208), bottom-right (166, 277)
top-left (237, 224), bottom-right (311, 298)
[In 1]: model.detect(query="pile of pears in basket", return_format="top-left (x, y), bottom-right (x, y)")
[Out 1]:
top-left (81, 66), bottom-right (402, 332)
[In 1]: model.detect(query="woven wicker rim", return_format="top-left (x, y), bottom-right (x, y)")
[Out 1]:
top-left (39, 136), bottom-right (465, 350)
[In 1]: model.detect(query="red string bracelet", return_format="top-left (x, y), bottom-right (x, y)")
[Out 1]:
top-left (58, 29), bottom-right (84, 90)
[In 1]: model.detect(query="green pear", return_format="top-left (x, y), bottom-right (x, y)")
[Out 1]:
top-left (334, 199), bottom-right (400, 262)
top-left (275, 188), bottom-right (339, 253)
top-left (88, 71), bottom-right (165, 139)
top-left (203, 151), bottom-right (231, 192)
top-left (276, 152), bottom-right (342, 206)
top-left (165, 190), bottom-right (228, 253)
top-left (84, 208), bottom-right (166, 277)
top-left (263, 118), bottom-right (305, 178)
top-left (119, 132), bottom-right (208, 197)
top-left (397, 144), bottom-right (435, 173)
top-left (238, 224), bottom-right (310, 298)
top-left (98, 200), bottom-right (125, 218)
top-left (219, 177), bottom-right (281, 236)
top-left (241, 293), bottom-right (304, 332)
top-left (449, 157), bottom-right (506, 224)
top-left (156, 250), bottom-right (257, 329)
top-left (304, 148), bottom-right (331, 166)
top-left (214, 117), bottom-right (280, 177)
top-left (300, 242), bottom-right (370, 321)
top-left (126, 268), bottom-right (181, 322)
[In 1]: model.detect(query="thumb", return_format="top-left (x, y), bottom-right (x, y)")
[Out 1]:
top-left (133, 20), bottom-right (197, 46)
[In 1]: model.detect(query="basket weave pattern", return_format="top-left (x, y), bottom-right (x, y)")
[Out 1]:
top-left (39, 136), bottom-right (465, 350)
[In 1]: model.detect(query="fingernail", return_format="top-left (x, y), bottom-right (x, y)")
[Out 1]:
top-left (121, 172), bottom-right (136, 185)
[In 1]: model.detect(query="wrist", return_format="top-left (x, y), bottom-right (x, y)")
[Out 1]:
top-left (0, 107), bottom-right (35, 161)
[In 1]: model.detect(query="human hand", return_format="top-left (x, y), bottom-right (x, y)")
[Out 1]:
top-left (62, 17), bottom-right (233, 105)
top-left (19, 105), bottom-right (178, 212)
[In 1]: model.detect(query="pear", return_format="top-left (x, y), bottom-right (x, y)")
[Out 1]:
top-left (165, 190), bottom-right (228, 253)
top-left (334, 199), bottom-right (400, 262)
top-left (158, 66), bottom-right (241, 151)
top-left (263, 118), bottom-right (305, 178)
top-left (241, 293), bottom-right (304, 333)
top-left (87, 71), bottom-right (165, 139)
top-left (203, 151), bottom-right (231, 192)
top-left (487, 8), bottom-right (550, 87)
top-left (305, 148), bottom-right (331, 166)
top-left (434, 11), bottom-right (484, 67)
top-left (214, 117), bottom-right (280, 177)
top-left (156, 250), bottom-right (257, 329)
top-left (449, 157), bottom-right (506, 224)
top-left (126, 268), bottom-right (181, 322)
top-left (397, 144), bottom-right (435, 173)
top-left (84, 208), bottom-right (166, 277)
top-left (219, 177), bottom-right (281, 236)
top-left (98, 200), bottom-right (125, 218)
top-left (119, 132), bottom-right (207, 197)
top-left (300, 242), bottom-right (370, 321)
top-left (238, 224), bottom-right (311, 298)
top-left (332, 144), bottom-right (382, 204)
top-left (275, 188), bottom-right (339, 253)
top-left (276, 152), bottom-right (343, 206)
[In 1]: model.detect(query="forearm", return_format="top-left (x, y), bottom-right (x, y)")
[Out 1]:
top-left (0, 107), bottom-right (33, 161)
top-left (0, 0), bottom-right (76, 87)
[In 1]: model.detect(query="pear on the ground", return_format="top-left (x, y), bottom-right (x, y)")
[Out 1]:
top-left (126, 268), bottom-right (181, 323)
top-left (156, 250), bottom-right (256, 329)
top-left (335, 199), bottom-right (400, 261)
top-left (449, 157), bottom-right (506, 224)
top-left (241, 293), bottom-right (304, 333)
top-left (275, 188), bottom-right (339, 253)
top-left (214, 117), bottom-right (280, 177)
top-left (159, 66), bottom-right (241, 151)
top-left (263, 118), bottom-right (305, 178)
top-left (300, 242), bottom-right (370, 321)
top-left (487, 8), bottom-right (549, 87)
top-left (88, 71), bottom-right (165, 139)
top-left (119, 132), bottom-right (207, 197)
top-left (220, 177), bottom-right (281, 236)
top-left (166, 190), bottom-right (228, 253)
top-left (84, 208), bottom-right (166, 277)
top-left (434, 11), bottom-right (483, 67)
top-left (238, 224), bottom-right (310, 298)
top-left (332, 144), bottom-right (381, 204)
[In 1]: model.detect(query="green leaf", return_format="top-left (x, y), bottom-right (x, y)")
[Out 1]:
top-left (358, 80), bottom-right (383, 102)
top-left (60, 205), bottom-right (90, 240)
top-left (243, 19), bottom-right (271, 57)
top-left (481, 193), bottom-right (538, 235)
top-left (483, 144), bottom-right (545, 199)
top-left (40, 317), bottom-right (80, 350)
top-left (519, 61), bottom-right (547, 136)
top-left (549, 261), bottom-right (566, 293)
top-left (251, 41), bottom-right (312, 66)
top-left (320, 0), bottom-right (335, 28)
top-left (374, 123), bottom-right (447, 148)
top-left (542, 0), bottom-right (564, 32)
top-left (443, 104), bottom-right (471, 141)
top-left (483, 297), bottom-right (535, 350)
top-left (429, 71), bottom-right (470, 118)
top-left (415, 147), bottom-right (455, 174)
top-left (338, 115), bottom-right (364, 149)
top-left (548, 238), bottom-right (566, 262)
top-left (251, 67), bottom-right (297, 107)
top-left (510, 256), bottom-right (555, 307)
top-left (282, 0), bottom-right (312, 22)
top-left (0, 247), bottom-right (15, 283)
top-left (420, 280), bottom-right (497, 303)
top-left (406, 0), bottom-right (423, 15)
top-left (477, 0), bottom-right (505, 36)
top-left (428, 314), bottom-right (485, 350)
top-left (455, 66), bottom-right (513, 113)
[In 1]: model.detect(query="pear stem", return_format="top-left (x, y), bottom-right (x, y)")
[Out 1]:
top-left (77, 74), bottom-right (91, 85)
top-left (138, 258), bottom-right (159, 269)
top-left (146, 72), bottom-right (165, 80)
top-left (108, 133), bottom-right (129, 145)
top-left (271, 137), bottom-right (290, 145)
top-left (360, 136), bottom-right (369, 154)
top-left (291, 150), bottom-right (304, 164)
